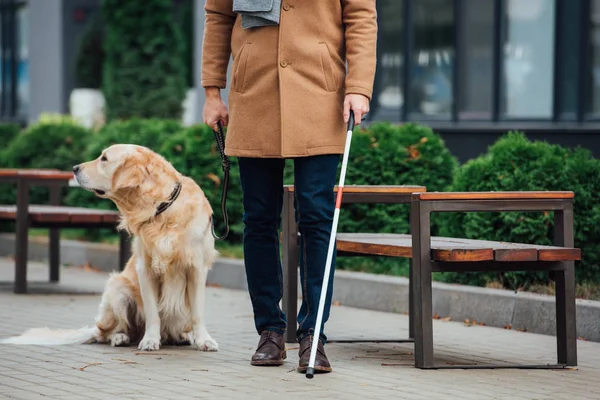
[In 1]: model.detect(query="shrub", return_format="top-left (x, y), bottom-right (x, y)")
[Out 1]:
top-left (2, 118), bottom-right (90, 177)
top-left (0, 119), bottom-right (91, 230)
top-left (439, 132), bottom-right (600, 289)
top-left (160, 124), bottom-right (243, 242)
top-left (336, 122), bottom-right (459, 275)
top-left (101, 0), bottom-right (187, 120)
top-left (0, 123), bottom-right (21, 148)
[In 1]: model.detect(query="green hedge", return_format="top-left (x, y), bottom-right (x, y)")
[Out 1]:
top-left (0, 123), bottom-right (20, 148)
top-left (0, 119), bottom-right (460, 266)
top-left (439, 132), bottom-right (600, 289)
top-left (6, 119), bottom-right (597, 289)
top-left (101, 0), bottom-right (187, 120)
top-left (0, 118), bottom-right (90, 207)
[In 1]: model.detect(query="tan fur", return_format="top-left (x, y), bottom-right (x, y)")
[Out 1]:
top-left (74, 144), bottom-right (219, 351)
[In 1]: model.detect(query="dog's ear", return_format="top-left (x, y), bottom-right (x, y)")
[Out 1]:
top-left (112, 157), bottom-right (149, 192)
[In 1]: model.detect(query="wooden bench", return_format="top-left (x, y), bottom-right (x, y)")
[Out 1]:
top-left (281, 185), bottom-right (425, 342)
top-left (282, 187), bottom-right (580, 370)
top-left (0, 169), bottom-right (131, 294)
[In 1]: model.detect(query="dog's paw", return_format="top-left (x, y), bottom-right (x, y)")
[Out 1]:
top-left (110, 333), bottom-right (130, 347)
top-left (138, 336), bottom-right (161, 351)
top-left (194, 336), bottom-right (219, 352)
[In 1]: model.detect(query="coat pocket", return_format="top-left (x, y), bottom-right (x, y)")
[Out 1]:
top-left (318, 42), bottom-right (338, 92)
top-left (233, 42), bottom-right (252, 93)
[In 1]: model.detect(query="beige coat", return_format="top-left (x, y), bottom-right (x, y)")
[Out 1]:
top-left (201, 0), bottom-right (377, 158)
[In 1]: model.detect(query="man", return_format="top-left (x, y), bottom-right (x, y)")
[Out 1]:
top-left (201, 0), bottom-right (377, 373)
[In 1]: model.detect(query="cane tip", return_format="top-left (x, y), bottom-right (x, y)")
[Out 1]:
top-left (305, 367), bottom-right (315, 379)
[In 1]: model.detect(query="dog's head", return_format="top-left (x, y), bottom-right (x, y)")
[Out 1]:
top-left (73, 144), bottom-right (162, 200)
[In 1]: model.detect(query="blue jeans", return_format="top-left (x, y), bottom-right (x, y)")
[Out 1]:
top-left (238, 155), bottom-right (339, 344)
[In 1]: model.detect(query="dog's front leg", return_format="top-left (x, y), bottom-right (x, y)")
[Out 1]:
top-left (187, 267), bottom-right (218, 351)
top-left (136, 247), bottom-right (161, 351)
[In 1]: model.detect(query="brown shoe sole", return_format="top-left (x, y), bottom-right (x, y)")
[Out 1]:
top-left (296, 365), bottom-right (332, 373)
top-left (250, 350), bottom-right (287, 366)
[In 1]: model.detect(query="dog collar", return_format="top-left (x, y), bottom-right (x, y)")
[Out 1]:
top-left (155, 181), bottom-right (182, 217)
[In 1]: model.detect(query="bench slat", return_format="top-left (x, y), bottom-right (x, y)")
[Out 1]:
top-left (336, 233), bottom-right (581, 262)
top-left (0, 169), bottom-right (73, 180)
top-left (0, 205), bottom-right (119, 225)
top-left (414, 191), bottom-right (574, 201)
top-left (494, 248), bottom-right (538, 262)
top-left (337, 234), bottom-right (496, 261)
top-left (538, 249), bottom-right (581, 262)
top-left (284, 185), bottom-right (426, 194)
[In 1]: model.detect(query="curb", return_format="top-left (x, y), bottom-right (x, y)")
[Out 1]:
top-left (1, 233), bottom-right (599, 342)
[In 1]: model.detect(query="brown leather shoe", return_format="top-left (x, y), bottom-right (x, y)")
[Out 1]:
top-left (250, 330), bottom-right (286, 366)
top-left (297, 335), bottom-right (332, 373)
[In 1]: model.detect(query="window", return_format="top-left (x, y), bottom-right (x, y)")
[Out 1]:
top-left (409, 0), bottom-right (454, 118)
top-left (589, 0), bottom-right (600, 116)
top-left (458, 0), bottom-right (494, 120)
top-left (17, 2), bottom-right (28, 120)
top-left (370, 0), bottom-right (403, 121)
top-left (502, 0), bottom-right (555, 119)
top-left (0, 0), bottom-right (27, 121)
top-left (556, 0), bottom-right (581, 118)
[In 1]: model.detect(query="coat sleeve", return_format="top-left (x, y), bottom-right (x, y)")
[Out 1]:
top-left (201, 0), bottom-right (237, 89)
top-left (341, 0), bottom-right (378, 100)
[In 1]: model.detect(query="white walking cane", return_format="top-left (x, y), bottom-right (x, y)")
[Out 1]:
top-left (306, 109), bottom-right (356, 379)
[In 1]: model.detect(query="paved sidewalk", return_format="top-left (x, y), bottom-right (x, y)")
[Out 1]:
top-left (0, 258), bottom-right (599, 400)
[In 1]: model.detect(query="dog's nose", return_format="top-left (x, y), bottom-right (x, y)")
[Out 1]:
top-left (73, 165), bottom-right (80, 174)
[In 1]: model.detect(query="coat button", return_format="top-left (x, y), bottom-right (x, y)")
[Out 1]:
top-left (280, 60), bottom-right (288, 67)
top-left (283, 3), bottom-right (290, 11)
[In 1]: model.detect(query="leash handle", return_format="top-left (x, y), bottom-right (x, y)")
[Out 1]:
top-left (211, 121), bottom-right (230, 240)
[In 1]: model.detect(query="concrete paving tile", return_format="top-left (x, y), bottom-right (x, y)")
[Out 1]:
top-left (0, 258), bottom-right (598, 400)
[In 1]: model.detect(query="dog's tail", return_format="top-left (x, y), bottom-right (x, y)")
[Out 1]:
top-left (0, 326), bottom-right (98, 345)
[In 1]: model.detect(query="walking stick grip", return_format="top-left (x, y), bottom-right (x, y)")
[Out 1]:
top-left (347, 110), bottom-right (355, 131)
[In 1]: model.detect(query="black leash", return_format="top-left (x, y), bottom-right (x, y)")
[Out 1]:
top-left (211, 121), bottom-right (230, 240)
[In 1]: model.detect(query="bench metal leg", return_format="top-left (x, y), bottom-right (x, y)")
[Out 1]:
top-left (411, 199), bottom-right (434, 369)
top-left (282, 190), bottom-right (298, 343)
top-left (409, 258), bottom-right (414, 339)
top-left (15, 178), bottom-right (29, 294)
top-left (49, 229), bottom-right (60, 282)
top-left (49, 186), bottom-right (61, 282)
top-left (554, 205), bottom-right (578, 366)
top-left (118, 230), bottom-right (132, 271)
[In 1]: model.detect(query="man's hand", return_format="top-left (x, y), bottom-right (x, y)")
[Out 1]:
top-left (343, 94), bottom-right (370, 126)
top-left (202, 87), bottom-right (229, 130)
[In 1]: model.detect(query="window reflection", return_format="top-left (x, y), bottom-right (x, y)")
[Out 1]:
top-left (502, 0), bottom-right (555, 118)
top-left (590, 0), bottom-right (600, 115)
top-left (458, 0), bottom-right (494, 120)
top-left (409, 0), bottom-right (454, 118)
top-left (370, 0), bottom-right (403, 121)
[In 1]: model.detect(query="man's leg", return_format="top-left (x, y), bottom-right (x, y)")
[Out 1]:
top-left (293, 154), bottom-right (340, 373)
top-left (238, 157), bottom-right (288, 366)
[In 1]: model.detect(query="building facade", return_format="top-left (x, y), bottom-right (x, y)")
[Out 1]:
top-left (4, 0), bottom-right (600, 162)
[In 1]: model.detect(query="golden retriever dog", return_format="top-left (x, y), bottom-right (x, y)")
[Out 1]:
top-left (0, 144), bottom-right (219, 352)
